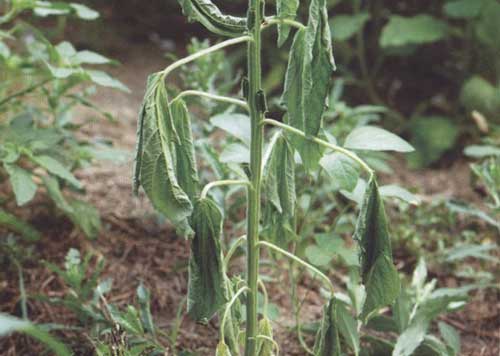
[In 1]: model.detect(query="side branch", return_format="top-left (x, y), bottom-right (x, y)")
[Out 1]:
top-left (257, 240), bottom-right (335, 295)
top-left (262, 16), bottom-right (306, 31)
top-left (172, 90), bottom-right (248, 110)
top-left (160, 35), bottom-right (251, 80)
top-left (201, 180), bottom-right (251, 199)
top-left (262, 118), bottom-right (374, 175)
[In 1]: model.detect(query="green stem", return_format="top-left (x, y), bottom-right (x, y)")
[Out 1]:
top-left (200, 179), bottom-right (250, 199)
top-left (220, 286), bottom-right (250, 342)
top-left (245, 1), bottom-right (264, 354)
top-left (224, 235), bottom-right (247, 267)
top-left (160, 35), bottom-right (251, 80)
top-left (257, 240), bottom-right (335, 295)
top-left (262, 16), bottom-right (306, 30)
top-left (262, 118), bottom-right (374, 175)
top-left (171, 90), bottom-right (249, 110)
top-left (0, 78), bottom-right (52, 107)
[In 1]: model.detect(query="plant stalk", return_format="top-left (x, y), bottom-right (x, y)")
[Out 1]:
top-left (245, 0), bottom-right (264, 354)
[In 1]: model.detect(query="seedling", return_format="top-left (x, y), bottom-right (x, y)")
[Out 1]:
top-left (134, 0), bottom-right (414, 354)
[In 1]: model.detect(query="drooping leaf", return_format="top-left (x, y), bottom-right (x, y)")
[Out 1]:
top-left (257, 317), bottom-right (275, 356)
top-left (276, 0), bottom-right (300, 46)
top-left (262, 132), bottom-right (296, 216)
top-left (380, 15), bottom-right (449, 48)
top-left (4, 164), bottom-right (37, 206)
top-left (344, 126), bottom-right (414, 153)
top-left (354, 176), bottom-right (400, 321)
top-left (171, 98), bottom-right (200, 199)
top-left (282, 0), bottom-right (335, 170)
top-left (330, 13), bottom-right (370, 41)
top-left (177, 0), bottom-right (247, 38)
top-left (211, 113), bottom-right (251, 146)
top-left (187, 198), bottom-right (228, 322)
top-left (320, 153), bottom-right (359, 192)
top-left (134, 74), bottom-right (194, 234)
top-left (0, 314), bottom-right (71, 356)
top-left (313, 298), bottom-right (341, 356)
top-left (336, 301), bottom-right (360, 356)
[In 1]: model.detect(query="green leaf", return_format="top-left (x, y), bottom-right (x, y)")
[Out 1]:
top-left (277, 0), bottom-right (300, 46)
top-left (320, 153), bottom-right (359, 192)
top-left (220, 143), bottom-right (250, 164)
top-left (444, 0), bottom-right (484, 19)
top-left (354, 176), bottom-right (400, 321)
top-left (460, 76), bottom-right (500, 120)
top-left (0, 208), bottom-right (41, 242)
top-left (407, 117), bottom-right (459, 168)
top-left (282, 0), bottom-right (335, 170)
top-left (0, 313), bottom-right (71, 356)
top-left (380, 15), bottom-right (449, 48)
top-left (187, 198), bottom-right (228, 322)
top-left (171, 98), bottom-right (200, 199)
top-left (336, 301), bottom-right (360, 356)
top-left (134, 74), bottom-right (194, 233)
top-left (69, 3), bottom-right (99, 20)
top-left (306, 234), bottom-right (358, 267)
top-left (137, 283), bottom-right (156, 337)
top-left (344, 126), bottom-right (414, 152)
top-left (42, 176), bottom-right (100, 239)
top-left (4, 164), bottom-right (37, 206)
top-left (31, 155), bottom-right (82, 189)
top-left (73, 50), bottom-right (111, 64)
top-left (211, 113), bottom-right (251, 146)
top-left (262, 132), bottom-right (296, 216)
top-left (330, 13), bottom-right (370, 41)
top-left (86, 70), bottom-right (130, 92)
top-left (393, 296), bottom-right (460, 356)
top-left (313, 298), bottom-right (341, 356)
top-left (464, 145), bottom-right (500, 158)
top-left (438, 322), bottom-right (460, 356)
top-left (379, 185), bottom-right (421, 205)
top-left (177, 0), bottom-right (247, 37)
top-left (216, 341), bottom-right (233, 356)
top-left (475, 1), bottom-right (500, 51)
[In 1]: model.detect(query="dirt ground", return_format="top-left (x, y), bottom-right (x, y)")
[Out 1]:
top-left (1, 31), bottom-right (499, 355)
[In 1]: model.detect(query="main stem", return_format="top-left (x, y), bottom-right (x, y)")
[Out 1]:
top-left (245, 0), bottom-right (263, 354)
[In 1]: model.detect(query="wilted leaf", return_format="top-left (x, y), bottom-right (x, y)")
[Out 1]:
top-left (277, 0), bottom-right (300, 46)
top-left (262, 132), bottom-right (296, 216)
top-left (380, 15), bottom-right (449, 48)
top-left (354, 176), bottom-right (400, 321)
top-left (282, 0), bottom-right (335, 170)
top-left (344, 126), bottom-right (414, 153)
top-left (337, 301), bottom-right (360, 356)
top-left (134, 74), bottom-right (194, 234)
top-left (313, 298), bottom-right (341, 356)
top-left (188, 198), bottom-right (228, 322)
top-left (257, 317), bottom-right (274, 356)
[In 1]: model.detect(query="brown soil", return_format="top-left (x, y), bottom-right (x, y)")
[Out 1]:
top-left (1, 33), bottom-right (499, 356)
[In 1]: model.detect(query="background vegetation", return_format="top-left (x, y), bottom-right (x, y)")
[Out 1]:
top-left (0, 0), bottom-right (498, 355)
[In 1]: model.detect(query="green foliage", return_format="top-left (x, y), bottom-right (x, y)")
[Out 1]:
top-left (313, 298), bottom-right (341, 356)
top-left (0, 313), bottom-right (71, 356)
top-left (380, 15), bottom-right (449, 48)
top-left (0, 0), bottom-right (128, 239)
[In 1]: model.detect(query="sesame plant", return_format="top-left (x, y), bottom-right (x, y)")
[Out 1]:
top-left (133, 0), bottom-right (415, 354)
